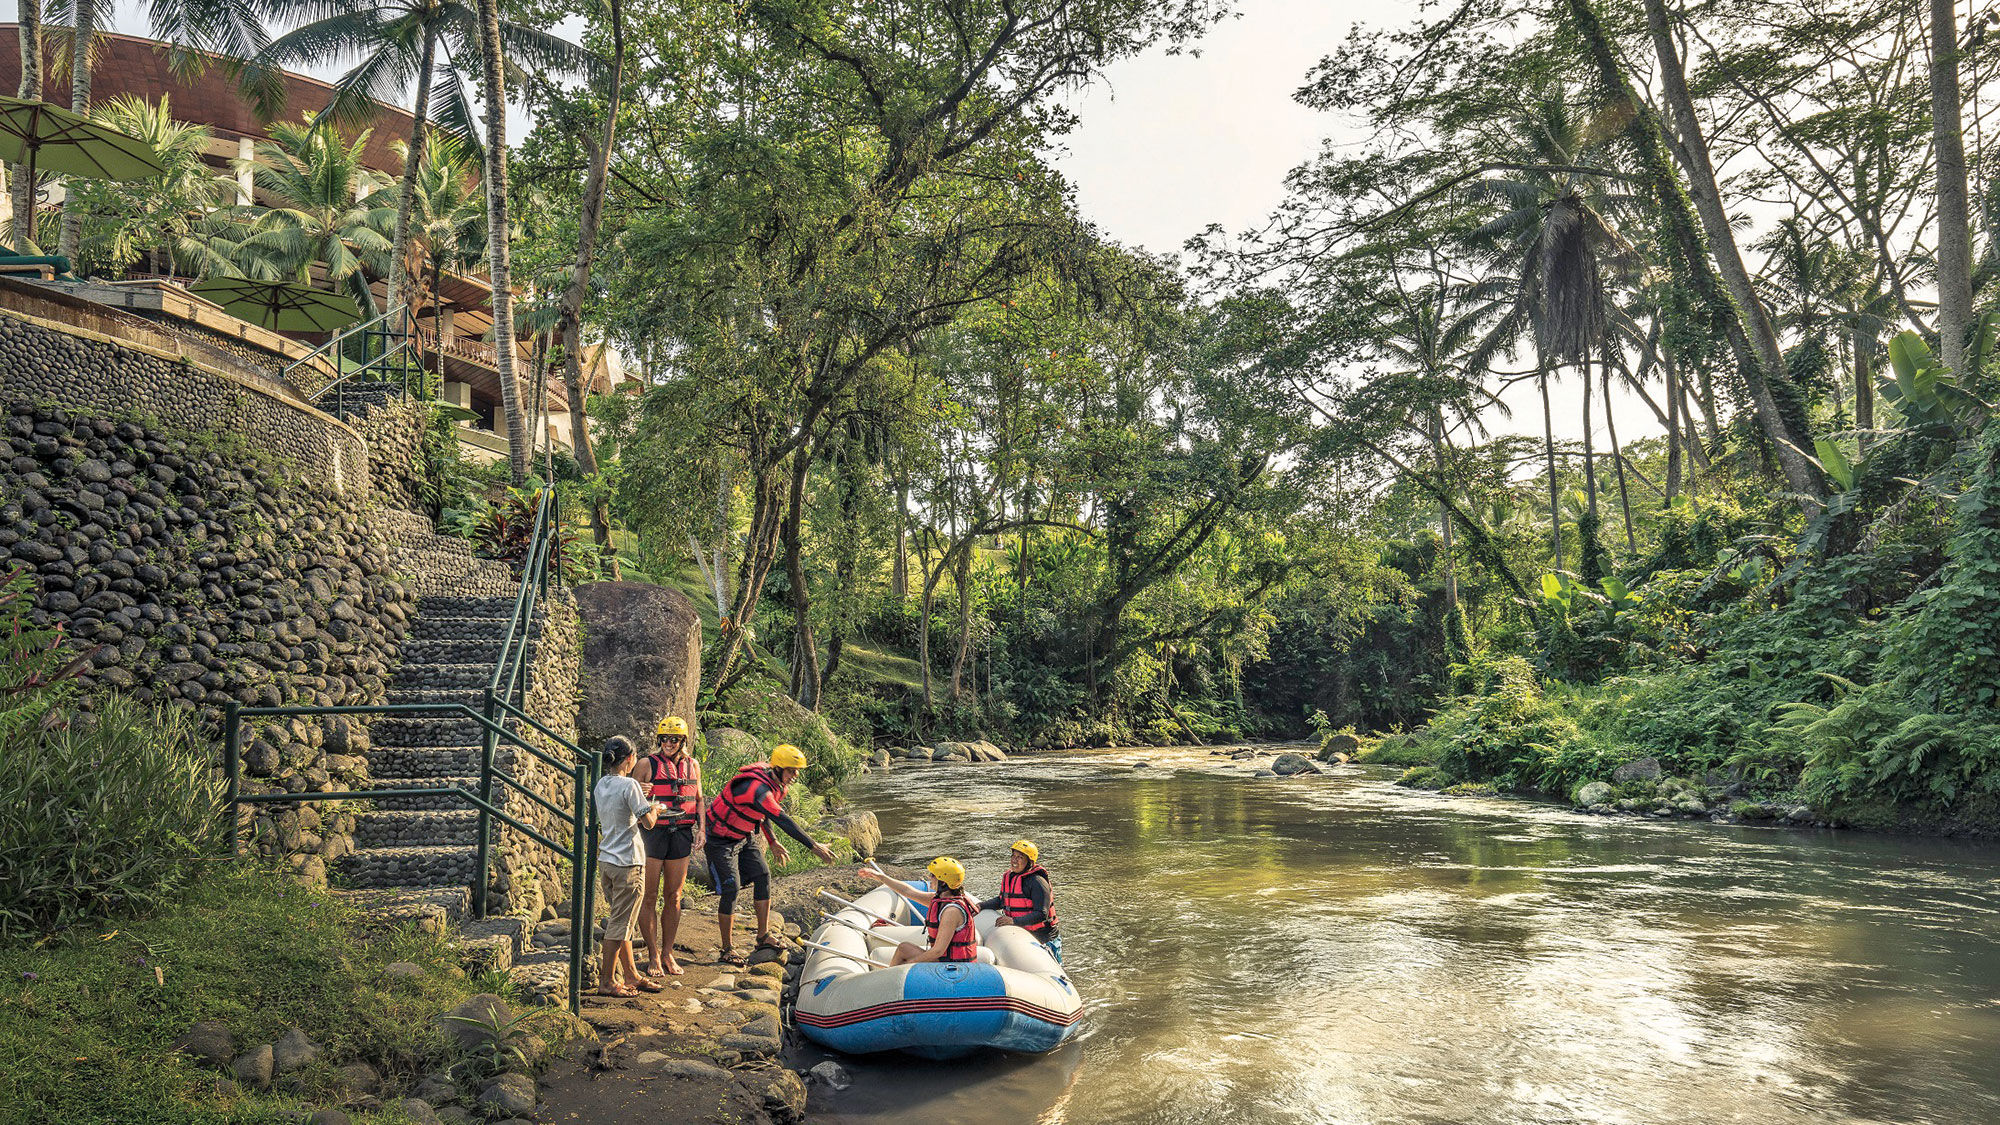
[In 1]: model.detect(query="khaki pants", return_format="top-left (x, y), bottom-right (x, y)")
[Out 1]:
top-left (599, 862), bottom-right (645, 941)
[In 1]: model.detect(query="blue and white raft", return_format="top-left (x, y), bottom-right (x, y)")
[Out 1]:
top-left (790, 882), bottom-right (1081, 1059)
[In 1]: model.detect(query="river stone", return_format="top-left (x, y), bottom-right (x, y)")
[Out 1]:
top-left (441, 994), bottom-right (512, 1050)
top-left (382, 961), bottom-right (426, 982)
top-left (808, 1060), bottom-right (853, 1089)
top-left (306, 1110), bottom-right (351, 1125)
top-left (1253, 769), bottom-right (1277, 778)
top-left (658, 1056), bottom-right (732, 1081)
top-left (271, 1027), bottom-right (320, 1075)
top-left (1270, 753), bottom-right (1317, 776)
top-left (758, 1068), bottom-right (809, 1120)
top-left (478, 1072), bottom-right (536, 1116)
top-left (1612, 756), bottom-right (1663, 782)
top-left (335, 1061), bottom-right (381, 1094)
top-left (172, 1020), bottom-right (234, 1069)
top-left (395, 1101), bottom-right (443, 1125)
top-left (1318, 733), bottom-right (1360, 761)
top-left (721, 1032), bottom-right (777, 1057)
top-left (231, 1044), bottom-right (274, 1088)
top-left (573, 581), bottom-right (702, 750)
top-left (411, 1073), bottom-right (458, 1105)
top-left (1575, 781), bottom-right (1614, 807)
top-left (822, 811), bottom-right (881, 858)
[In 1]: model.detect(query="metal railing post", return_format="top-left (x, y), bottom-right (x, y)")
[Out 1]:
top-left (223, 702), bottom-right (243, 855)
top-left (473, 689), bottom-right (499, 918)
top-left (569, 763), bottom-right (587, 1012)
top-left (580, 750), bottom-right (601, 976)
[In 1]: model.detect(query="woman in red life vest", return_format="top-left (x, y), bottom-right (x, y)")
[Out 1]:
top-left (636, 715), bottom-right (703, 977)
top-left (704, 743), bottom-right (837, 966)
top-left (860, 857), bottom-right (980, 966)
top-left (978, 838), bottom-right (1061, 962)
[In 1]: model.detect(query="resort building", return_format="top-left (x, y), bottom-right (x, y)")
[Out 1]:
top-left (0, 26), bottom-right (629, 464)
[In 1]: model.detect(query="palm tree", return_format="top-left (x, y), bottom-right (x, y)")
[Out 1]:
top-left (406, 133), bottom-right (484, 385)
top-left (258, 0), bottom-right (589, 316)
top-left (56, 0), bottom-right (99, 260)
top-left (1462, 88), bottom-right (1634, 574)
top-left (64, 94), bottom-right (232, 276)
top-left (474, 0), bottom-right (525, 481)
top-left (12, 0), bottom-right (43, 249)
top-left (232, 119), bottom-right (397, 306)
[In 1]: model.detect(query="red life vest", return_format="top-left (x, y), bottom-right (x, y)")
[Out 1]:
top-left (924, 890), bottom-right (980, 962)
top-left (1001, 864), bottom-right (1058, 935)
top-left (706, 764), bottom-right (783, 841)
top-left (647, 752), bottom-right (700, 826)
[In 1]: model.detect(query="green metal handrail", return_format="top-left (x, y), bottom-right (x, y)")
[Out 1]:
top-left (289, 305), bottom-right (430, 414)
top-left (218, 487), bottom-right (593, 1011)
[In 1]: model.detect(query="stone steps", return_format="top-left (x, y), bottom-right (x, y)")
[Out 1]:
top-left (331, 885), bottom-right (471, 930)
top-left (383, 662), bottom-right (504, 690)
top-left (354, 809), bottom-right (482, 849)
top-left (399, 637), bottom-right (529, 665)
top-left (362, 775), bottom-right (482, 810)
top-left (333, 843), bottom-right (479, 889)
top-left (407, 615), bottom-right (536, 643)
top-left (372, 714), bottom-right (488, 747)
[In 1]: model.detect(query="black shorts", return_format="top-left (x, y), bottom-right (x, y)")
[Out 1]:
top-left (642, 823), bottom-right (696, 862)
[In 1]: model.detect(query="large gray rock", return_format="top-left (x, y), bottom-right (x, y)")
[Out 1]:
top-left (395, 1102), bottom-right (443, 1125)
top-left (709, 726), bottom-right (765, 765)
top-left (807, 1060), bottom-right (853, 1089)
top-left (1612, 756), bottom-right (1663, 783)
top-left (171, 1020), bottom-right (233, 1069)
top-left (477, 1072), bottom-right (536, 1117)
top-left (1575, 781), bottom-right (1615, 807)
top-left (574, 581), bottom-right (703, 751)
top-left (439, 994), bottom-right (512, 1051)
top-left (231, 1044), bottom-right (274, 1089)
top-left (1318, 733), bottom-right (1360, 762)
top-left (1270, 753), bottom-right (1318, 776)
top-left (271, 1027), bottom-right (320, 1075)
top-left (821, 810), bottom-right (881, 857)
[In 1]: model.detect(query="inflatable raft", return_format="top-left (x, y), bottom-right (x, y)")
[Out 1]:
top-left (792, 882), bottom-right (1082, 1059)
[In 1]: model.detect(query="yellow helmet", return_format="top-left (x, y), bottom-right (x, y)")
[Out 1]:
top-left (656, 716), bottom-right (689, 738)
top-left (927, 856), bottom-right (967, 889)
top-left (769, 743), bottom-right (808, 770)
top-left (1011, 839), bottom-right (1039, 864)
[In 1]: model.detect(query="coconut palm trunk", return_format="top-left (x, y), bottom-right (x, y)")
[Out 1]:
top-left (1930, 0), bottom-right (1974, 374)
top-left (11, 0), bottom-right (40, 249)
top-left (57, 0), bottom-right (93, 261)
top-left (1539, 365), bottom-right (1564, 571)
top-left (384, 25), bottom-right (437, 313)
top-left (1603, 360), bottom-right (1636, 550)
top-left (474, 0), bottom-right (527, 483)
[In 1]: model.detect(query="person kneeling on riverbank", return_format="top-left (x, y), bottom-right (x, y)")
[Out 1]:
top-left (863, 858), bottom-right (981, 966)
top-left (705, 743), bottom-right (837, 967)
top-left (980, 839), bottom-right (1061, 963)
top-left (595, 737), bottom-right (667, 997)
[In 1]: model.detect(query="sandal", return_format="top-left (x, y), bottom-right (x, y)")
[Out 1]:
top-left (635, 978), bottom-right (665, 993)
top-left (596, 985), bottom-right (639, 998)
top-left (754, 933), bottom-right (788, 951)
top-left (718, 948), bottom-right (748, 967)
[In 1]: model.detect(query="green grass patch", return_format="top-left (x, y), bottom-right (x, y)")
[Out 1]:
top-left (1356, 732), bottom-right (1439, 767)
top-left (1396, 765), bottom-right (1453, 790)
top-left (0, 862), bottom-right (489, 1125)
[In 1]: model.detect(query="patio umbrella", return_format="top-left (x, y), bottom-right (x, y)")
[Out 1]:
top-left (0, 95), bottom-right (165, 246)
top-left (189, 277), bottom-right (363, 333)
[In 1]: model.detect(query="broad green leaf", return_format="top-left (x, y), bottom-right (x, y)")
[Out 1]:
top-left (1813, 437), bottom-right (1855, 491)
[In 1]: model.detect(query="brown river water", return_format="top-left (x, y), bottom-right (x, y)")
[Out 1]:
top-left (787, 744), bottom-right (2000, 1125)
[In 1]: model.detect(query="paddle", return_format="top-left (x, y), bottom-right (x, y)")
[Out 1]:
top-left (817, 888), bottom-right (899, 927)
top-left (799, 937), bottom-right (893, 970)
top-left (819, 911), bottom-right (901, 941)
top-left (866, 860), bottom-right (925, 918)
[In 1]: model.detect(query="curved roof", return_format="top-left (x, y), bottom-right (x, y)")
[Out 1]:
top-left (0, 26), bottom-right (417, 174)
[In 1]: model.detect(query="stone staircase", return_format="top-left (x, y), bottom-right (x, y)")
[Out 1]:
top-left (332, 594), bottom-right (554, 981)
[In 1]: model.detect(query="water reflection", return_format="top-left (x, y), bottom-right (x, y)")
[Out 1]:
top-left (795, 746), bottom-right (2000, 1125)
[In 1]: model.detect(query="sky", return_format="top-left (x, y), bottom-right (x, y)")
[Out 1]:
top-left (104, 0), bottom-right (1650, 452)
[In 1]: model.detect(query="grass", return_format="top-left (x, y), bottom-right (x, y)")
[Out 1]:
top-left (1356, 732), bottom-right (1440, 768)
top-left (0, 861), bottom-right (491, 1125)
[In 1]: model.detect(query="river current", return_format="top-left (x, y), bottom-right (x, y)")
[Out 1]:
top-left (791, 744), bottom-right (2000, 1125)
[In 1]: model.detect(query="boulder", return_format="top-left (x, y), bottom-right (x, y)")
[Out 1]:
top-left (477, 1072), bottom-right (536, 1117)
top-left (382, 961), bottom-right (426, 983)
top-left (1317, 734), bottom-right (1360, 761)
top-left (1611, 756), bottom-right (1663, 783)
top-left (757, 1067), bottom-right (809, 1122)
top-left (651, 1056), bottom-right (732, 1082)
top-left (334, 1061), bottom-right (381, 1094)
top-left (820, 809), bottom-right (882, 856)
top-left (965, 740), bottom-right (1008, 762)
top-left (271, 1027), bottom-right (320, 1075)
top-left (305, 1111), bottom-right (351, 1125)
top-left (439, 994), bottom-right (513, 1051)
top-left (231, 1044), bottom-right (274, 1089)
top-left (709, 727), bottom-right (766, 764)
top-left (573, 581), bottom-right (703, 751)
top-left (395, 1101), bottom-right (443, 1125)
top-left (1270, 753), bottom-right (1318, 776)
top-left (807, 1060), bottom-right (853, 1090)
top-left (1575, 781), bottom-right (1614, 808)
top-left (171, 1020), bottom-right (233, 1069)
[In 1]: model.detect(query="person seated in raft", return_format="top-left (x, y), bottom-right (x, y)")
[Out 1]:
top-left (705, 743), bottom-right (838, 967)
top-left (861, 858), bottom-right (982, 966)
top-left (979, 838), bottom-right (1062, 963)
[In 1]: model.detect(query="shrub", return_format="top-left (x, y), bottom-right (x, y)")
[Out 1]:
top-left (1355, 731), bottom-right (1436, 767)
top-left (1397, 765), bottom-right (1452, 790)
top-left (0, 696), bottom-right (223, 936)
top-left (1427, 656), bottom-right (1583, 792)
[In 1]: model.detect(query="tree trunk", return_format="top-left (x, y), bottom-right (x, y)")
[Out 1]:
top-left (949, 546), bottom-right (972, 700)
top-left (475, 0), bottom-right (528, 483)
top-left (57, 0), bottom-right (92, 262)
top-left (783, 442), bottom-right (820, 709)
top-left (891, 475), bottom-right (910, 600)
top-left (11, 0), bottom-right (41, 250)
top-left (709, 458), bottom-right (784, 696)
top-left (1581, 357), bottom-right (1599, 521)
top-left (1665, 347), bottom-right (1683, 500)
top-left (1930, 0), bottom-right (1974, 374)
top-left (1539, 365), bottom-right (1564, 571)
top-left (1635, 0), bottom-right (1824, 503)
top-left (1603, 361), bottom-right (1636, 550)
top-left (1853, 320), bottom-right (1876, 449)
top-left (1431, 411), bottom-right (1457, 609)
top-left (558, 0), bottom-right (624, 563)
top-left (384, 25), bottom-right (436, 312)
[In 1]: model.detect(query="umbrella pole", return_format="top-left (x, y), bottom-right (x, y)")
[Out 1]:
top-left (20, 143), bottom-right (37, 251)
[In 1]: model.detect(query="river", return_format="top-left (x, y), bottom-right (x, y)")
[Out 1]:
top-left (789, 744), bottom-right (2000, 1125)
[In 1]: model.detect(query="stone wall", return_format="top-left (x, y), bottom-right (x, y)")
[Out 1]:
top-left (493, 590), bottom-right (584, 917)
top-left (0, 307), bottom-right (368, 498)
top-left (0, 398), bottom-right (415, 880)
top-left (333, 382), bottom-right (431, 513)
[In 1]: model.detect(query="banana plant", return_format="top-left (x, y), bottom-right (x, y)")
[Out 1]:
top-left (1882, 324), bottom-right (1995, 440)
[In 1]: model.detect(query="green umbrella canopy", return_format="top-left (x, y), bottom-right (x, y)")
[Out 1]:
top-left (190, 277), bottom-right (363, 333)
top-left (0, 95), bottom-right (165, 182)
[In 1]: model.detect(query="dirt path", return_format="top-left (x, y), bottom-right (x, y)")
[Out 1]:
top-left (536, 865), bottom-right (890, 1125)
